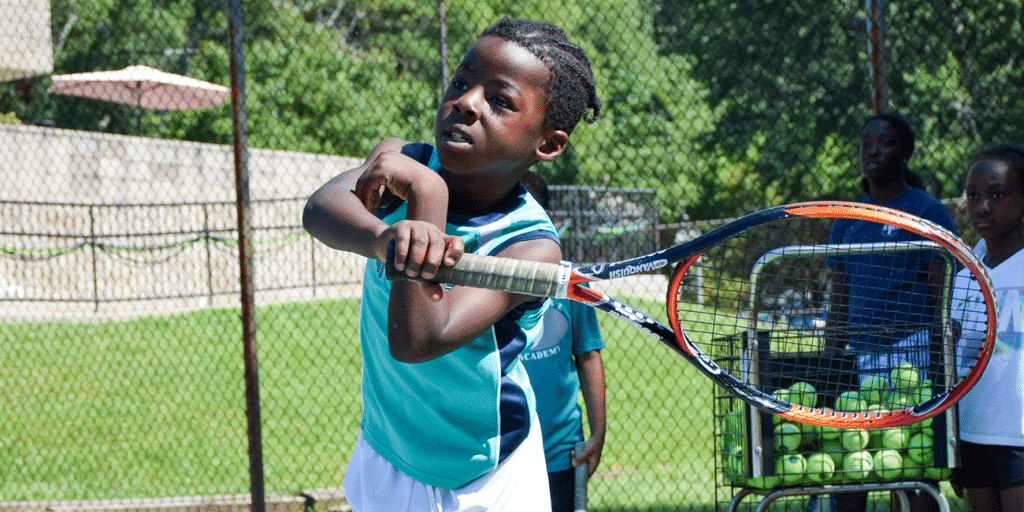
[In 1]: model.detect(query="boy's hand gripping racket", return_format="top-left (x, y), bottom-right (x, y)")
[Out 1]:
top-left (387, 201), bottom-right (997, 428)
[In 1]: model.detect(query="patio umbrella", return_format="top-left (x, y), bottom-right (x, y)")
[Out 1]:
top-left (47, 65), bottom-right (230, 130)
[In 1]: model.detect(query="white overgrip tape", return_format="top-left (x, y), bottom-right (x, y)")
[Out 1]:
top-left (554, 261), bottom-right (573, 299)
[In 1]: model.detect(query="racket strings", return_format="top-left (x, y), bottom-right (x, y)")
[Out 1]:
top-left (672, 214), bottom-right (991, 418)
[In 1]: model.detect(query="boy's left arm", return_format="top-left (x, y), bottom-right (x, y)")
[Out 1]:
top-left (389, 236), bottom-right (562, 363)
top-left (574, 349), bottom-right (606, 477)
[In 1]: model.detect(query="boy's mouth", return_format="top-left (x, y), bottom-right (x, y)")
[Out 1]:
top-left (445, 127), bottom-right (473, 145)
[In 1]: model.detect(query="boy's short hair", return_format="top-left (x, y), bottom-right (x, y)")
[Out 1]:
top-left (480, 18), bottom-right (601, 135)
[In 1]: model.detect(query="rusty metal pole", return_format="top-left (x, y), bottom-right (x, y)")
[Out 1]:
top-left (225, 1), bottom-right (266, 511)
top-left (866, 0), bottom-right (888, 114)
top-left (439, 0), bottom-right (449, 93)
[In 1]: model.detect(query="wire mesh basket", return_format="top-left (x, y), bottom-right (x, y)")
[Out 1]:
top-left (710, 242), bottom-right (960, 494)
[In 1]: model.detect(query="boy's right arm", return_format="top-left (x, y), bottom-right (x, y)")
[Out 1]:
top-left (302, 138), bottom-right (461, 277)
top-left (302, 138), bottom-right (403, 259)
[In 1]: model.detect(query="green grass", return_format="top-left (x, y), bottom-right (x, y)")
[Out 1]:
top-left (0, 299), bottom-right (363, 500)
top-left (0, 295), bottom-right (962, 510)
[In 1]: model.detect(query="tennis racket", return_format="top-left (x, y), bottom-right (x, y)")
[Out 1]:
top-left (574, 441), bottom-right (588, 512)
top-left (387, 201), bottom-right (996, 428)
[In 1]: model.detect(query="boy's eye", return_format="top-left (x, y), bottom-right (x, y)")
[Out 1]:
top-left (491, 96), bottom-right (511, 109)
top-left (450, 78), bottom-right (468, 91)
top-left (965, 192), bottom-right (978, 199)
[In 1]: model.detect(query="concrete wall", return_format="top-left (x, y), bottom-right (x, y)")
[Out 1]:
top-left (1, 123), bottom-right (361, 203)
top-left (0, 124), bottom-right (366, 320)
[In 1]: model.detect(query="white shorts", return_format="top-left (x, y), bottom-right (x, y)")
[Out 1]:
top-left (343, 422), bottom-right (551, 512)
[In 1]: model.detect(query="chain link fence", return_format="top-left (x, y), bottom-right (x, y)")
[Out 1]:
top-left (3, 0), bottom-right (1019, 510)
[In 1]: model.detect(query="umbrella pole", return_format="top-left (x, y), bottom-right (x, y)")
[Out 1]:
top-left (134, 83), bottom-right (142, 134)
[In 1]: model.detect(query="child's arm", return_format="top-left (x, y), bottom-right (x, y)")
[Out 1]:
top-left (388, 236), bottom-right (562, 362)
top-left (574, 349), bottom-right (606, 477)
top-left (303, 138), bottom-right (462, 279)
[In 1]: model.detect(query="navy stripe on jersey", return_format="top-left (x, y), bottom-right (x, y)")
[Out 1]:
top-left (493, 299), bottom-right (545, 461)
top-left (498, 376), bottom-right (530, 461)
top-left (447, 183), bottom-right (532, 228)
top-left (489, 230), bottom-right (559, 257)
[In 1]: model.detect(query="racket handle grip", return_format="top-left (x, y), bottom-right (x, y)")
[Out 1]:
top-left (385, 250), bottom-right (572, 298)
top-left (574, 441), bottom-right (588, 512)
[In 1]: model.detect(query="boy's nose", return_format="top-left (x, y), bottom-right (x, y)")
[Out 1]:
top-left (454, 88), bottom-right (483, 118)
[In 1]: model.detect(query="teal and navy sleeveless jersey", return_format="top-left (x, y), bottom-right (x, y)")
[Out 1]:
top-left (358, 144), bottom-right (558, 489)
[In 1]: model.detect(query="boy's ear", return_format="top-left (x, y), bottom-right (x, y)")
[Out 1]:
top-left (535, 129), bottom-right (569, 162)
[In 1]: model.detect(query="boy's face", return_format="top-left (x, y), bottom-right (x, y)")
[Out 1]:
top-left (965, 158), bottom-right (1024, 243)
top-left (434, 36), bottom-right (562, 177)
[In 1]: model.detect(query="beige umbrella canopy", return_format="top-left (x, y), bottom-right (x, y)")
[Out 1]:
top-left (48, 65), bottom-right (230, 111)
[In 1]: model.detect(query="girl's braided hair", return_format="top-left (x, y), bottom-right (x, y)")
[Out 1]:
top-left (966, 143), bottom-right (1024, 192)
top-left (480, 18), bottom-right (601, 134)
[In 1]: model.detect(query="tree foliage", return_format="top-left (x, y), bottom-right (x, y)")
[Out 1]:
top-left (654, 0), bottom-right (1024, 207)
top-left (2, 0), bottom-right (1020, 221)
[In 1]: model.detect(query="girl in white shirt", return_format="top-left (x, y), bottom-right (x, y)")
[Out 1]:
top-left (950, 144), bottom-right (1024, 512)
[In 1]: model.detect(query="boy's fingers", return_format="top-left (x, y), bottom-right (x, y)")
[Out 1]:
top-left (402, 233), bottom-right (433, 277)
top-left (390, 229), bottom-right (411, 272)
top-left (442, 236), bottom-right (465, 266)
top-left (419, 238), bottom-right (448, 280)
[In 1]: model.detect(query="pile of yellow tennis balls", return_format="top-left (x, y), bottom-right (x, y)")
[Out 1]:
top-left (719, 363), bottom-right (952, 489)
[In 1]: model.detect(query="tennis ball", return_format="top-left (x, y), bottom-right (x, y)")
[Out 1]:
top-left (720, 408), bottom-right (744, 451)
top-left (789, 381), bottom-right (818, 408)
top-left (881, 427), bottom-right (909, 450)
top-left (891, 361), bottom-right (921, 390)
top-left (882, 392), bottom-right (910, 410)
top-left (820, 439), bottom-right (844, 467)
top-left (924, 467), bottom-right (952, 480)
top-left (866, 404), bottom-right (888, 416)
top-left (836, 390), bottom-right (867, 412)
top-left (772, 387), bottom-right (794, 405)
top-left (804, 453), bottom-right (836, 484)
top-left (859, 375), bottom-right (889, 404)
top-left (841, 429), bottom-right (870, 451)
top-left (773, 422), bottom-right (803, 452)
top-left (915, 378), bottom-right (933, 402)
top-left (902, 466), bottom-right (924, 479)
top-left (794, 420), bottom-right (818, 445)
top-left (723, 444), bottom-right (745, 477)
top-left (907, 432), bottom-right (934, 464)
top-left (721, 407), bottom-right (744, 434)
top-left (864, 406), bottom-right (889, 448)
top-left (746, 475), bottom-right (783, 489)
top-left (842, 450), bottom-right (874, 480)
top-left (873, 449), bottom-right (903, 479)
top-left (776, 453), bottom-right (807, 485)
